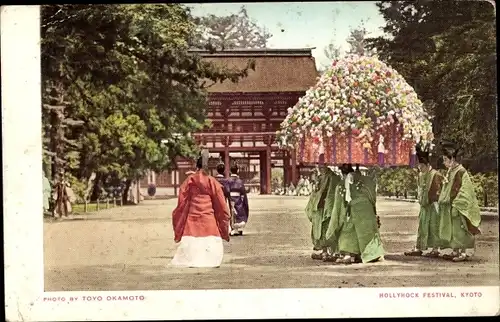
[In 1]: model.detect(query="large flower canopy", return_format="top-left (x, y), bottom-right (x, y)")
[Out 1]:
top-left (276, 55), bottom-right (433, 166)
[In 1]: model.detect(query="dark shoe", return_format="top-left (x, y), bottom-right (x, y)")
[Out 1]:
top-left (311, 253), bottom-right (324, 260)
top-left (238, 231), bottom-right (243, 236)
top-left (423, 250), bottom-right (440, 258)
top-left (323, 254), bottom-right (341, 263)
top-left (404, 249), bottom-right (423, 256)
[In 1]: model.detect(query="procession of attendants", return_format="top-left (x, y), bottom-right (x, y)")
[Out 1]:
top-left (306, 139), bottom-right (481, 265)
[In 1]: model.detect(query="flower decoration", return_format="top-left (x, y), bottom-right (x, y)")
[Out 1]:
top-left (276, 54), bottom-right (433, 149)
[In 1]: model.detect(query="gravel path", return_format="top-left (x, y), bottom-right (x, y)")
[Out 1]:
top-left (44, 196), bottom-right (499, 291)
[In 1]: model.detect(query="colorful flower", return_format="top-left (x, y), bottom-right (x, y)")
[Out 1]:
top-left (277, 54), bottom-right (433, 149)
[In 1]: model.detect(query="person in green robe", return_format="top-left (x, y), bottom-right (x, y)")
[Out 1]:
top-left (437, 140), bottom-right (481, 262)
top-left (43, 172), bottom-right (52, 214)
top-left (326, 163), bottom-right (384, 264)
top-left (405, 141), bottom-right (445, 257)
top-left (323, 166), bottom-right (348, 263)
top-left (320, 167), bottom-right (342, 261)
top-left (306, 166), bottom-right (341, 260)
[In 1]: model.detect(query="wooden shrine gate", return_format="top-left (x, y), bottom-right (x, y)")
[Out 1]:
top-left (142, 48), bottom-right (318, 195)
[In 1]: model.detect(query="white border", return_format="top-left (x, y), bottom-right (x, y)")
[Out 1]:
top-left (2, 5), bottom-right (44, 322)
top-left (2, 5), bottom-right (499, 321)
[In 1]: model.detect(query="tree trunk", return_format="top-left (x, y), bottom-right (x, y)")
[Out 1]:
top-left (122, 179), bottom-right (132, 205)
top-left (49, 110), bottom-right (58, 214)
top-left (90, 173), bottom-right (102, 202)
top-left (49, 107), bottom-right (62, 182)
top-left (83, 173), bottom-right (97, 203)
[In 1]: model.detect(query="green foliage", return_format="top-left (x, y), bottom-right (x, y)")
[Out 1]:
top-left (367, 1), bottom-right (497, 172)
top-left (66, 173), bottom-right (87, 204)
top-left (470, 172), bottom-right (498, 207)
top-left (271, 168), bottom-right (284, 191)
top-left (72, 202), bottom-right (119, 214)
top-left (41, 4), bottom-right (254, 198)
top-left (376, 167), bottom-right (498, 208)
top-left (375, 167), bottom-right (418, 198)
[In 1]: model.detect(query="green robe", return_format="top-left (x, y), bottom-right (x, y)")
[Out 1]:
top-left (305, 170), bottom-right (341, 250)
top-left (415, 169), bottom-right (442, 250)
top-left (438, 165), bottom-right (481, 250)
top-left (325, 179), bottom-right (347, 253)
top-left (333, 173), bottom-right (385, 263)
top-left (43, 175), bottom-right (51, 212)
top-left (321, 171), bottom-right (342, 251)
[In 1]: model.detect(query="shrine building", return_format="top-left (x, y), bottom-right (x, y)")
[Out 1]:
top-left (141, 48), bottom-right (318, 195)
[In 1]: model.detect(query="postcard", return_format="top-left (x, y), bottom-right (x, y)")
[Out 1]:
top-left (2, 3), bottom-right (499, 321)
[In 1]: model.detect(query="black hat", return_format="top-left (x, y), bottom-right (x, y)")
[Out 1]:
top-left (440, 139), bottom-right (461, 159)
top-left (415, 140), bottom-right (432, 164)
top-left (230, 161), bottom-right (239, 174)
top-left (340, 163), bottom-right (354, 175)
top-left (216, 160), bottom-right (225, 174)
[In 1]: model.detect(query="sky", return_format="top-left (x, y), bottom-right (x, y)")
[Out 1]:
top-left (188, 1), bottom-right (387, 69)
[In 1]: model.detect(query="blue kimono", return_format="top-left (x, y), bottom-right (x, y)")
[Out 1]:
top-left (227, 174), bottom-right (250, 229)
top-left (215, 174), bottom-right (231, 200)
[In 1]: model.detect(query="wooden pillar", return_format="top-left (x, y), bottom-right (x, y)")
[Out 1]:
top-left (173, 169), bottom-right (178, 197)
top-left (259, 151), bottom-right (265, 194)
top-left (136, 179), bottom-right (141, 204)
top-left (291, 148), bottom-right (298, 185)
top-left (283, 162), bottom-right (289, 188)
top-left (224, 148), bottom-right (230, 177)
top-left (282, 152), bottom-right (287, 186)
top-left (265, 146), bottom-right (272, 194)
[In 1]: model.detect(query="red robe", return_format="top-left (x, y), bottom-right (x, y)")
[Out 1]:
top-left (172, 171), bottom-right (230, 242)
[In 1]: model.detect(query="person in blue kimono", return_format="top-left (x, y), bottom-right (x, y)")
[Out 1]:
top-left (227, 163), bottom-right (250, 236)
top-left (215, 161), bottom-right (231, 199)
top-left (215, 161), bottom-right (234, 231)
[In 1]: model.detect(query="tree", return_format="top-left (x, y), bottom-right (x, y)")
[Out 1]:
top-left (41, 4), bottom-right (256, 205)
top-left (346, 22), bottom-right (376, 56)
top-left (324, 43), bottom-right (341, 61)
top-left (191, 5), bottom-right (272, 50)
top-left (322, 21), bottom-right (375, 72)
top-left (366, 1), bottom-right (497, 172)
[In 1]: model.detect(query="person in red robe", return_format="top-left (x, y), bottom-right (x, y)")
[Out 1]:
top-left (170, 155), bottom-right (230, 268)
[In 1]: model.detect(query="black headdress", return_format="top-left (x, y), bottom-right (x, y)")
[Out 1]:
top-left (340, 163), bottom-right (354, 175)
top-left (230, 160), bottom-right (239, 174)
top-left (415, 140), bottom-right (432, 164)
top-left (216, 158), bottom-right (225, 174)
top-left (440, 139), bottom-right (461, 159)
